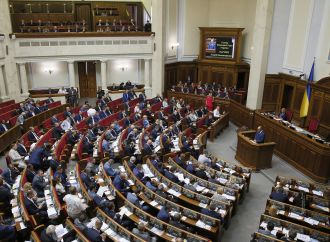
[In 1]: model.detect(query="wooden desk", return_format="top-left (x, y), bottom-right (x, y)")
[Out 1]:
top-left (29, 93), bottom-right (67, 104)
top-left (0, 125), bottom-right (21, 153)
top-left (236, 130), bottom-right (276, 170)
top-left (208, 112), bottom-right (229, 141)
top-left (254, 112), bottom-right (330, 183)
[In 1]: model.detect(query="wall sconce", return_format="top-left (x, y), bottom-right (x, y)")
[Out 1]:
top-left (120, 66), bottom-right (128, 72)
top-left (46, 69), bottom-right (54, 75)
top-left (171, 42), bottom-right (179, 50)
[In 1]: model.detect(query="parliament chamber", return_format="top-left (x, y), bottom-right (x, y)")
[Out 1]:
top-left (0, 0), bottom-right (330, 242)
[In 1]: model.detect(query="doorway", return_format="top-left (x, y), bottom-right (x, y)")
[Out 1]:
top-left (281, 84), bottom-right (294, 109)
top-left (75, 3), bottom-right (91, 31)
top-left (78, 62), bottom-right (97, 98)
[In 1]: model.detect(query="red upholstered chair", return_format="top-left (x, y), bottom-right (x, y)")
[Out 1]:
top-left (308, 118), bottom-right (319, 134)
top-left (286, 109), bottom-right (293, 122)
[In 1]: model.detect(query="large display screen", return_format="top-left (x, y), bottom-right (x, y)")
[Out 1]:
top-left (205, 36), bottom-right (235, 59)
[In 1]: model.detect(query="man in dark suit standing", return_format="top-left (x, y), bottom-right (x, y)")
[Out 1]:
top-left (139, 90), bottom-right (147, 102)
top-left (29, 143), bottom-right (51, 170)
top-left (122, 90), bottom-right (129, 103)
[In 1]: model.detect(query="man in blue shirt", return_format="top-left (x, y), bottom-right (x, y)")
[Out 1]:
top-left (103, 159), bottom-right (119, 177)
top-left (254, 126), bottom-right (265, 144)
top-left (157, 204), bottom-right (171, 223)
top-left (113, 173), bottom-right (130, 195)
top-left (201, 203), bottom-right (223, 222)
top-left (278, 108), bottom-right (287, 121)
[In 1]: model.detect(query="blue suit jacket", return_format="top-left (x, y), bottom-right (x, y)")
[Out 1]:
top-left (0, 224), bottom-right (16, 240)
top-left (104, 162), bottom-right (118, 177)
top-left (84, 228), bottom-right (103, 242)
top-left (29, 147), bottom-right (47, 166)
top-left (0, 124), bottom-right (9, 133)
top-left (122, 93), bottom-right (129, 103)
top-left (17, 144), bottom-right (28, 156)
top-left (28, 131), bottom-right (39, 142)
top-left (157, 207), bottom-right (170, 222)
top-left (113, 175), bottom-right (130, 193)
top-left (270, 191), bottom-right (288, 203)
top-left (254, 130), bottom-right (265, 143)
top-left (23, 197), bottom-right (39, 215)
top-left (201, 208), bottom-right (222, 221)
top-left (74, 114), bottom-right (83, 123)
top-left (164, 169), bottom-right (179, 183)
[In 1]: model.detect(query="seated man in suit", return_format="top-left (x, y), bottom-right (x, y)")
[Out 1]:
top-left (169, 213), bottom-right (189, 232)
top-left (64, 107), bottom-right (72, 118)
top-left (201, 203), bottom-right (223, 222)
top-left (157, 204), bottom-right (171, 223)
top-left (132, 223), bottom-right (155, 242)
top-left (50, 115), bottom-right (59, 126)
top-left (0, 120), bottom-right (10, 134)
top-left (40, 225), bottom-right (58, 242)
top-left (84, 218), bottom-right (106, 242)
top-left (258, 221), bottom-right (275, 237)
top-left (80, 168), bottom-right (96, 189)
top-left (16, 138), bottom-right (28, 156)
top-left (143, 139), bottom-right (154, 155)
top-left (28, 126), bottom-right (40, 143)
top-left (103, 159), bottom-right (119, 177)
top-left (74, 111), bottom-right (84, 124)
top-left (24, 190), bottom-right (48, 219)
top-left (32, 170), bottom-right (46, 197)
top-left (278, 107), bottom-right (288, 121)
top-left (175, 154), bottom-right (187, 169)
top-left (133, 164), bottom-right (145, 181)
top-left (270, 186), bottom-right (288, 203)
top-left (164, 166), bottom-right (180, 183)
top-left (53, 122), bottom-right (64, 140)
top-left (138, 90), bottom-right (147, 102)
top-left (142, 115), bottom-right (149, 128)
top-left (254, 126), bottom-right (265, 143)
top-left (67, 129), bottom-right (79, 146)
top-left (88, 184), bottom-right (107, 207)
top-left (195, 164), bottom-right (208, 180)
top-left (113, 173), bottom-right (130, 195)
top-left (0, 222), bottom-right (17, 241)
top-left (0, 177), bottom-right (14, 207)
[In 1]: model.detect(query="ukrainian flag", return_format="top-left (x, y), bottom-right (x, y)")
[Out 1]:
top-left (300, 61), bottom-right (315, 117)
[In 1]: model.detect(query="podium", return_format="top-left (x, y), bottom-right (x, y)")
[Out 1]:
top-left (235, 130), bottom-right (276, 170)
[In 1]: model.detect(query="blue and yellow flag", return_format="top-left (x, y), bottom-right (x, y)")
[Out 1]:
top-left (299, 61), bottom-right (315, 117)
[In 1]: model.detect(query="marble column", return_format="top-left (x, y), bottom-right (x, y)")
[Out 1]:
top-left (144, 58), bottom-right (152, 98)
top-left (68, 61), bottom-right (75, 87)
top-left (100, 60), bottom-right (108, 93)
top-left (18, 62), bottom-right (29, 96)
top-left (151, 0), bottom-right (166, 97)
top-left (246, 0), bottom-right (275, 110)
top-left (0, 65), bottom-right (8, 100)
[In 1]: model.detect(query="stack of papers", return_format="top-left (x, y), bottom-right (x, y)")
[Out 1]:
top-left (47, 207), bottom-right (57, 219)
top-left (142, 164), bottom-right (154, 178)
top-left (167, 189), bottom-right (181, 197)
top-left (288, 212), bottom-right (303, 220)
top-left (297, 186), bottom-right (309, 193)
top-left (150, 227), bottom-right (164, 236)
top-left (223, 194), bottom-right (236, 201)
top-left (55, 224), bottom-right (68, 238)
top-left (304, 217), bottom-right (319, 226)
top-left (195, 220), bottom-right (211, 230)
top-left (198, 202), bottom-right (207, 208)
top-left (312, 190), bottom-right (323, 197)
top-left (296, 233), bottom-right (311, 242)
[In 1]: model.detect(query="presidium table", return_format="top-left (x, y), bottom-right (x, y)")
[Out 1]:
top-left (236, 130), bottom-right (276, 170)
top-left (253, 111), bottom-right (330, 183)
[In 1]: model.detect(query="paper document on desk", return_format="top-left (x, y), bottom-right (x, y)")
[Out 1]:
top-left (150, 200), bottom-right (158, 207)
top-left (47, 207), bottom-right (57, 218)
top-left (119, 166), bottom-right (125, 173)
top-left (223, 194), bottom-right (236, 201)
top-left (175, 172), bottom-right (185, 182)
top-left (150, 227), bottom-right (164, 236)
top-left (154, 145), bottom-right (161, 153)
top-left (296, 233), bottom-right (310, 242)
top-left (104, 228), bottom-right (116, 237)
top-left (142, 164), bottom-right (154, 178)
top-left (195, 185), bottom-right (205, 192)
top-left (97, 186), bottom-right (108, 197)
top-left (288, 212), bottom-right (303, 220)
top-left (304, 217), bottom-right (319, 226)
top-left (312, 190), bottom-right (323, 197)
top-left (297, 186), bottom-right (309, 193)
top-left (101, 222), bottom-right (109, 232)
top-left (55, 224), bottom-right (68, 238)
top-left (183, 178), bottom-right (190, 184)
top-left (260, 222), bottom-right (267, 229)
top-left (20, 222), bottom-right (26, 229)
top-left (127, 179), bottom-right (134, 186)
top-left (167, 189), bottom-right (181, 197)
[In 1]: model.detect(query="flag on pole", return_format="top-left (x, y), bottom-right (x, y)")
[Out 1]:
top-left (299, 61), bottom-right (315, 117)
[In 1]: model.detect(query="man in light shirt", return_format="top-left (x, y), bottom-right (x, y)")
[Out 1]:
top-left (63, 186), bottom-right (88, 219)
top-left (60, 117), bottom-right (72, 131)
top-left (213, 106), bottom-right (221, 118)
top-left (198, 151), bottom-right (212, 165)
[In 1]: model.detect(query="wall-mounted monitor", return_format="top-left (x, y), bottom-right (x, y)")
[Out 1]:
top-left (199, 27), bottom-right (244, 64)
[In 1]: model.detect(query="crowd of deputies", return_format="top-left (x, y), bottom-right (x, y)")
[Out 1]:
top-left (171, 79), bottom-right (239, 98)
top-left (0, 86), bottom-right (248, 242)
top-left (0, 97), bottom-right (56, 134)
top-left (251, 176), bottom-right (330, 242)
